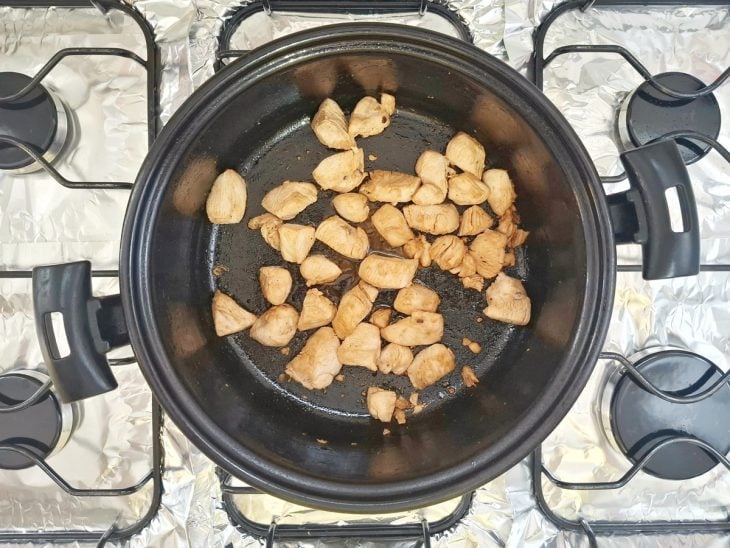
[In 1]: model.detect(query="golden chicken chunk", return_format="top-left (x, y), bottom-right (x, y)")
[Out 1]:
top-left (459, 205), bottom-right (493, 236)
top-left (249, 304), bottom-right (299, 347)
top-left (298, 288), bottom-right (337, 331)
top-left (483, 273), bottom-right (531, 326)
top-left (358, 254), bottom-right (419, 289)
top-left (369, 307), bottom-right (392, 329)
top-left (377, 343), bottom-right (413, 375)
top-left (403, 204), bottom-right (460, 235)
top-left (332, 192), bottom-right (370, 223)
top-left (483, 169), bottom-right (516, 216)
top-left (430, 235), bottom-right (467, 271)
top-left (278, 224), bottom-right (316, 264)
top-left (470, 230), bottom-right (507, 278)
top-left (259, 266), bottom-right (292, 305)
top-left (212, 291), bottom-right (257, 336)
top-left (299, 254), bottom-right (342, 286)
top-left (393, 284), bottom-right (440, 315)
top-left (285, 327), bottom-right (342, 389)
top-left (366, 387), bottom-right (397, 422)
top-left (445, 132), bottom-right (485, 177)
top-left (311, 98), bottom-right (356, 150)
top-left (402, 235), bottom-right (432, 267)
top-left (332, 281), bottom-right (378, 339)
top-left (348, 96), bottom-right (392, 138)
top-left (412, 183), bottom-right (446, 206)
top-left (381, 311), bottom-right (444, 346)
top-left (359, 170), bottom-right (421, 203)
top-left (315, 215), bottom-right (369, 260)
top-left (337, 322), bottom-right (381, 371)
top-left (312, 148), bottom-right (365, 192)
top-left (261, 181), bottom-right (317, 221)
top-left (380, 93), bottom-right (396, 115)
top-left (450, 251), bottom-right (476, 278)
top-left (248, 213), bottom-right (283, 250)
top-left (370, 204), bottom-right (415, 247)
top-left (461, 366), bottom-right (479, 388)
top-left (407, 343), bottom-right (456, 390)
top-left (503, 252), bottom-right (516, 267)
top-left (447, 172), bottom-right (490, 206)
top-left (461, 274), bottom-right (485, 292)
top-left (412, 150), bottom-right (448, 205)
top-left (206, 169), bottom-right (247, 224)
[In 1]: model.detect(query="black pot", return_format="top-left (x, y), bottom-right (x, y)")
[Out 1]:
top-left (32, 25), bottom-right (699, 512)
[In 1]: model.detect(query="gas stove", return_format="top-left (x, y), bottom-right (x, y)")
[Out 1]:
top-left (0, 0), bottom-right (728, 546)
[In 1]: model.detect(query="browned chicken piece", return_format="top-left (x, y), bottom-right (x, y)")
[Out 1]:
top-left (332, 281), bottom-right (378, 339)
top-left (259, 266), bottom-right (292, 305)
top-left (366, 387), bottom-right (397, 422)
top-left (483, 273), bottom-right (531, 326)
top-left (377, 343), bottom-right (414, 374)
top-left (371, 204), bottom-right (415, 247)
top-left (470, 230), bottom-right (507, 278)
top-left (461, 366), bottom-right (479, 387)
top-left (299, 254), bottom-right (342, 286)
top-left (261, 181), bottom-right (318, 221)
top-left (278, 224), bottom-right (316, 264)
top-left (447, 172), bottom-right (490, 206)
top-left (337, 322), bottom-right (381, 371)
top-left (449, 251), bottom-right (477, 278)
top-left (248, 213), bottom-right (283, 250)
top-left (298, 288), bottom-right (337, 330)
top-left (212, 291), bottom-right (257, 336)
top-left (503, 252), bottom-right (516, 267)
top-left (459, 205), bottom-right (493, 236)
top-left (412, 183), bottom-right (446, 206)
top-left (332, 193), bottom-right (370, 223)
top-left (403, 203), bottom-right (460, 235)
top-left (348, 96), bottom-right (392, 138)
top-left (380, 93), bottom-right (396, 115)
top-left (311, 98), bottom-right (356, 150)
top-left (497, 206), bottom-right (518, 237)
top-left (206, 169), bottom-right (247, 224)
top-left (285, 327), bottom-right (342, 389)
top-left (358, 254), bottom-right (418, 289)
top-left (510, 229), bottom-right (529, 248)
top-left (409, 392), bottom-right (419, 406)
top-left (462, 337), bottom-right (481, 353)
top-left (430, 235), bottom-right (467, 270)
top-left (445, 132), bottom-right (486, 177)
top-left (483, 169), bottom-right (516, 216)
top-left (407, 344), bottom-right (456, 390)
top-left (315, 215), bottom-right (369, 260)
top-left (395, 396), bottom-right (413, 410)
top-left (359, 170), bottom-right (421, 204)
top-left (370, 307), bottom-right (392, 329)
top-left (312, 148), bottom-right (365, 192)
top-left (412, 150), bottom-right (448, 205)
top-left (381, 311), bottom-right (444, 346)
top-left (394, 409), bottom-right (407, 425)
top-left (461, 274), bottom-right (485, 292)
top-left (393, 284), bottom-right (440, 315)
top-left (402, 235), bottom-right (432, 267)
top-left (249, 304), bottom-right (299, 347)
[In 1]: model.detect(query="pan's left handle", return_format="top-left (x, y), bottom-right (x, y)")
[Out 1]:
top-left (32, 261), bottom-right (128, 403)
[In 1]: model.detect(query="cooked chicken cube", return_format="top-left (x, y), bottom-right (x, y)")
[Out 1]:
top-left (448, 172), bottom-right (490, 206)
top-left (348, 96), bottom-right (392, 138)
top-left (332, 281), bottom-right (378, 339)
top-left (415, 150), bottom-right (448, 193)
top-left (298, 288), bottom-right (337, 330)
top-left (371, 204), bottom-right (415, 247)
top-left (462, 337), bottom-right (481, 353)
top-left (510, 229), bottom-right (529, 248)
top-left (445, 132), bottom-right (485, 177)
top-left (407, 344), bottom-right (456, 389)
top-left (206, 169), bottom-right (247, 224)
top-left (459, 205), bottom-right (493, 236)
top-left (449, 251), bottom-right (476, 278)
top-left (248, 213), bottom-right (283, 250)
top-left (393, 284), bottom-right (440, 315)
top-left (212, 291), bottom-right (257, 336)
top-left (299, 254), bottom-right (342, 286)
top-left (496, 206), bottom-right (518, 237)
top-left (332, 193), bottom-right (370, 223)
top-left (381, 311), bottom-right (444, 346)
top-left (261, 181), bottom-right (317, 221)
top-left (482, 169), bottom-right (516, 216)
top-left (461, 366), bottom-right (479, 388)
top-left (366, 387), bottom-right (397, 422)
top-left (412, 184), bottom-right (446, 206)
top-left (503, 252), bottom-right (516, 267)
top-left (286, 327), bottom-right (342, 389)
top-left (359, 170), bottom-right (421, 203)
top-left (249, 304), bottom-right (299, 347)
top-left (394, 408), bottom-right (407, 425)
top-left (483, 273), bottom-right (531, 326)
top-left (358, 254), bottom-right (418, 289)
top-left (430, 235), bottom-right (467, 271)
top-left (337, 322), bottom-right (381, 371)
top-left (370, 308), bottom-right (392, 329)
top-left (259, 266), bottom-right (292, 305)
top-left (278, 224), bottom-right (316, 264)
top-left (311, 98), bottom-right (356, 150)
top-left (403, 203), bottom-right (459, 235)
top-left (380, 93), bottom-right (396, 115)
top-left (312, 148), bottom-right (365, 192)
top-left (461, 274), bottom-right (485, 292)
top-left (377, 344), bottom-right (413, 376)
top-left (402, 235), bottom-right (432, 267)
top-left (315, 215), bottom-right (369, 260)
top-left (469, 230), bottom-right (507, 278)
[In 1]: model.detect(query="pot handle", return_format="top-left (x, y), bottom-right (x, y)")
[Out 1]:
top-left (609, 139), bottom-right (700, 279)
top-left (32, 261), bottom-right (128, 403)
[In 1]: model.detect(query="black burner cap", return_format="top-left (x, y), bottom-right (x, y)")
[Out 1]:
top-left (624, 72), bottom-right (721, 165)
top-left (0, 72), bottom-right (59, 170)
top-left (0, 373), bottom-right (63, 470)
top-left (610, 350), bottom-right (730, 480)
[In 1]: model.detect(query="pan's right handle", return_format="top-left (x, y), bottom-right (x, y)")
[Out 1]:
top-left (32, 261), bottom-right (128, 403)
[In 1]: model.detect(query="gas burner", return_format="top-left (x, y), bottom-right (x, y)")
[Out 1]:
top-left (0, 370), bottom-right (75, 470)
top-left (603, 349), bottom-right (730, 480)
top-left (0, 72), bottom-right (69, 174)
top-left (618, 72), bottom-right (722, 165)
